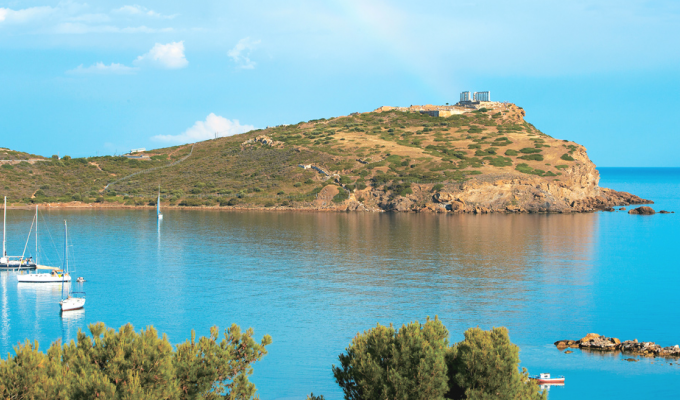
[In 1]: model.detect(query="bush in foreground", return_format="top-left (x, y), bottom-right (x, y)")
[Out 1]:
top-left (333, 318), bottom-right (544, 400)
top-left (0, 322), bottom-right (271, 400)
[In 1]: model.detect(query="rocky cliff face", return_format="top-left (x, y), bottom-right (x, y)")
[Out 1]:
top-left (315, 146), bottom-right (651, 214)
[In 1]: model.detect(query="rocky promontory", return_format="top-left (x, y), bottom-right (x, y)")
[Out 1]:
top-left (0, 103), bottom-right (653, 213)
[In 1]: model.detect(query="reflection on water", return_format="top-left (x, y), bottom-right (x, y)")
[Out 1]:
top-left (0, 167), bottom-right (679, 400)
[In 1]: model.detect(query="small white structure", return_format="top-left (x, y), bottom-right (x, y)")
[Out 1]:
top-left (130, 148), bottom-right (146, 154)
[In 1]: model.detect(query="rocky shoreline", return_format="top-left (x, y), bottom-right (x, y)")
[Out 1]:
top-left (555, 333), bottom-right (680, 358)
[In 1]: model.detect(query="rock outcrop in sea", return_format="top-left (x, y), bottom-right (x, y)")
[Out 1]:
top-left (555, 334), bottom-right (680, 358)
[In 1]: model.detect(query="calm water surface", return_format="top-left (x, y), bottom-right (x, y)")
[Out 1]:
top-left (1, 168), bottom-right (679, 399)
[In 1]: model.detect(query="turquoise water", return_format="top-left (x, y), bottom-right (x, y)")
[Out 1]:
top-left (1, 168), bottom-right (679, 399)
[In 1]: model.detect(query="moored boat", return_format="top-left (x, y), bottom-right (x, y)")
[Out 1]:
top-left (1, 197), bottom-right (36, 270)
top-left (530, 373), bottom-right (565, 384)
top-left (18, 269), bottom-right (71, 283)
top-left (58, 221), bottom-right (85, 312)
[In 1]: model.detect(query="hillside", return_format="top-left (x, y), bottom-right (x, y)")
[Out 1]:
top-left (0, 103), bottom-right (650, 213)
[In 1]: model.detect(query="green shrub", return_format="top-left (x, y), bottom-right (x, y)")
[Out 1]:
top-left (518, 154), bottom-right (544, 161)
top-left (560, 153), bottom-right (575, 161)
top-left (332, 188), bottom-right (349, 203)
top-left (264, 201), bottom-right (275, 207)
top-left (487, 156), bottom-right (513, 167)
top-left (339, 176), bottom-right (352, 185)
top-left (504, 149), bottom-right (518, 156)
top-left (555, 165), bottom-right (569, 170)
top-left (432, 184), bottom-right (444, 192)
top-left (178, 198), bottom-right (204, 207)
top-left (1, 164), bottom-right (13, 170)
top-left (519, 148), bottom-right (542, 154)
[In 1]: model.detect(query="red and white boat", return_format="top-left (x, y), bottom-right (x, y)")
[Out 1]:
top-left (531, 373), bottom-right (565, 384)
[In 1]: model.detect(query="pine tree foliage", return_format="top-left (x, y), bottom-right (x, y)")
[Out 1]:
top-left (446, 327), bottom-right (545, 400)
top-left (332, 316), bottom-right (450, 400)
top-left (0, 322), bottom-right (271, 400)
top-left (333, 320), bottom-right (544, 400)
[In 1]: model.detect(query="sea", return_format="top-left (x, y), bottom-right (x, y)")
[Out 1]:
top-left (1, 167), bottom-right (679, 399)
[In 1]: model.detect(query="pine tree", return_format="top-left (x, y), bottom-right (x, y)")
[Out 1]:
top-left (333, 316), bottom-right (450, 400)
top-left (445, 327), bottom-right (545, 400)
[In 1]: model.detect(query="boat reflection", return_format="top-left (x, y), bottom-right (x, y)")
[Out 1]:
top-left (17, 282), bottom-right (71, 292)
top-left (60, 308), bottom-right (85, 321)
top-left (539, 382), bottom-right (565, 392)
top-left (60, 308), bottom-right (85, 344)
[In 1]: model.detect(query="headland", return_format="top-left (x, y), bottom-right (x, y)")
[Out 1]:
top-left (0, 100), bottom-right (652, 213)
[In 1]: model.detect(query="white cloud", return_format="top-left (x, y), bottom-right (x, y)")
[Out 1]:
top-left (113, 5), bottom-right (177, 19)
top-left (0, 6), bottom-right (54, 23)
top-left (66, 62), bottom-right (138, 74)
top-left (134, 41), bottom-right (188, 69)
top-left (152, 113), bottom-right (255, 144)
top-left (228, 37), bottom-right (261, 69)
top-left (67, 41), bottom-right (187, 74)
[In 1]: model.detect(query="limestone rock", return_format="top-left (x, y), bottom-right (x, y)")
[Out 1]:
top-left (580, 333), bottom-right (601, 342)
top-left (628, 206), bottom-right (655, 215)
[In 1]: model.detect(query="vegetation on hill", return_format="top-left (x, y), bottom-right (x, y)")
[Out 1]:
top-left (0, 105), bottom-right (582, 208)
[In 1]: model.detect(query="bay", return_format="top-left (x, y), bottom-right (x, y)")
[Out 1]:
top-left (1, 167), bottom-right (679, 399)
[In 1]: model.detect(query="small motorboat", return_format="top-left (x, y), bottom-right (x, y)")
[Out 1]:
top-left (76, 277), bottom-right (86, 283)
top-left (531, 373), bottom-right (565, 384)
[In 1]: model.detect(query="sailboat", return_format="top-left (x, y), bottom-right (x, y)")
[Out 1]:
top-left (157, 186), bottom-right (163, 220)
top-left (1, 196), bottom-right (37, 270)
top-left (17, 205), bottom-right (71, 283)
top-left (59, 221), bottom-right (85, 312)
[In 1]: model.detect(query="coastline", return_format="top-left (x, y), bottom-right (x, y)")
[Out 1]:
top-left (4, 197), bottom-right (653, 214)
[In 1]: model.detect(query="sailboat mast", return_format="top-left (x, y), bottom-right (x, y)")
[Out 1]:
top-left (35, 205), bottom-right (38, 265)
top-left (2, 196), bottom-right (6, 258)
top-left (64, 221), bottom-right (68, 273)
top-left (61, 220), bottom-right (66, 299)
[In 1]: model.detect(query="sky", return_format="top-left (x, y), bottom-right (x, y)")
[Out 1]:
top-left (0, 0), bottom-right (678, 166)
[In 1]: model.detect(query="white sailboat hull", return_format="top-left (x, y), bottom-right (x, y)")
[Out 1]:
top-left (18, 273), bottom-right (71, 283)
top-left (158, 214), bottom-right (163, 220)
top-left (60, 297), bottom-right (85, 311)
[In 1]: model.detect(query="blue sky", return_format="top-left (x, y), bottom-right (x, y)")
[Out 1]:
top-left (0, 0), bottom-right (678, 166)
